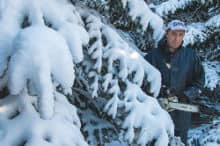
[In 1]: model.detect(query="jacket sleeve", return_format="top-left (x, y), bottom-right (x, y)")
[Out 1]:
top-left (192, 52), bottom-right (205, 88)
top-left (183, 51), bottom-right (205, 103)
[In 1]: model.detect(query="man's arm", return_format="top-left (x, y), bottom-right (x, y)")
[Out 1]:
top-left (192, 51), bottom-right (205, 88)
top-left (184, 51), bottom-right (205, 103)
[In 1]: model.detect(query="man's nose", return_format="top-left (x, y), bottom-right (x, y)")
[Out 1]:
top-left (175, 36), bottom-right (181, 42)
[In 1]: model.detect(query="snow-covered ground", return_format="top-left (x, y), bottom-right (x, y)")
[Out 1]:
top-left (203, 61), bottom-right (220, 90)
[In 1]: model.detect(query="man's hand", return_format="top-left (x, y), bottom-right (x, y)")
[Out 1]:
top-left (160, 85), bottom-right (175, 97)
top-left (158, 96), bottom-right (178, 112)
top-left (183, 87), bottom-right (202, 103)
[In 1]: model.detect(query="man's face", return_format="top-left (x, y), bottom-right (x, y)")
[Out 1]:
top-left (166, 30), bottom-right (185, 53)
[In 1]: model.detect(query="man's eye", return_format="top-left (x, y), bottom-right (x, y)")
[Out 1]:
top-left (179, 33), bottom-right (184, 37)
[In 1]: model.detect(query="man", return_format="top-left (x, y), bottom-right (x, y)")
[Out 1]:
top-left (146, 20), bottom-right (204, 144)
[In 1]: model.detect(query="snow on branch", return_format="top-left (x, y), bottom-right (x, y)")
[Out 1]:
top-left (183, 22), bottom-right (207, 46)
top-left (0, 0), bottom-right (23, 77)
top-left (80, 109), bottom-right (116, 145)
top-left (0, 0), bottom-right (89, 78)
top-left (8, 26), bottom-right (75, 119)
top-left (183, 14), bottom-right (220, 47)
top-left (153, 0), bottom-right (210, 17)
top-left (121, 0), bottom-right (164, 43)
top-left (0, 0), bottom-right (89, 119)
top-left (203, 61), bottom-right (220, 90)
top-left (80, 12), bottom-right (104, 98)
top-left (122, 81), bottom-right (174, 145)
top-left (0, 91), bottom-right (88, 146)
top-left (188, 118), bottom-right (220, 146)
top-left (206, 14), bottom-right (220, 28)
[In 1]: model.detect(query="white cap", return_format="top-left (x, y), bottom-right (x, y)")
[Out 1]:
top-left (166, 20), bottom-right (187, 31)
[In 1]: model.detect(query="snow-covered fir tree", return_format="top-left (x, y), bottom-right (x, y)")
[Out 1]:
top-left (0, 0), bottom-right (219, 146)
top-left (0, 0), bottom-right (175, 146)
top-left (77, 1), bottom-right (220, 145)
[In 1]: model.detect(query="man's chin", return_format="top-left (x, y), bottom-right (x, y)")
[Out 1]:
top-left (169, 48), bottom-right (177, 53)
top-left (169, 45), bottom-right (181, 52)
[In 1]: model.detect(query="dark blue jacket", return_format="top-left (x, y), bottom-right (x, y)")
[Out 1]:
top-left (145, 39), bottom-right (205, 143)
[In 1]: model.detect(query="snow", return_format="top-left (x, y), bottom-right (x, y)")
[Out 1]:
top-left (183, 22), bottom-right (207, 46)
top-left (0, 0), bottom-right (22, 77)
top-left (183, 13), bottom-right (220, 47)
top-left (8, 26), bottom-right (75, 119)
top-left (104, 141), bottom-right (128, 146)
top-left (206, 143), bottom-right (220, 146)
top-left (154, 0), bottom-right (207, 17)
top-left (58, 22), bottom-right (89, 63)
top-left (188, 118), bottom-right (220, 146)
top-left (122, 82), bottom-right (174, 146)
top-left (206, 14), bottom-right (220, 28)
top-left (0, 91), bottom-right (88, 146)
top-left (0, 0), bottom-right (87, 77)
top-left (122, 0), bottom-right (164, 43)
top-left (80, 109), bottom-right (115, 145)
top-left (0, 0), bottom-right (91, 120)
top-left (80, 13), bottom-right (103, 98)
top-left (104, 79), bottom-right (120, 119)
top-left (203, 61), bottom-right (220, 90)
top-left (155, 0), bottom-right (192, 16)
